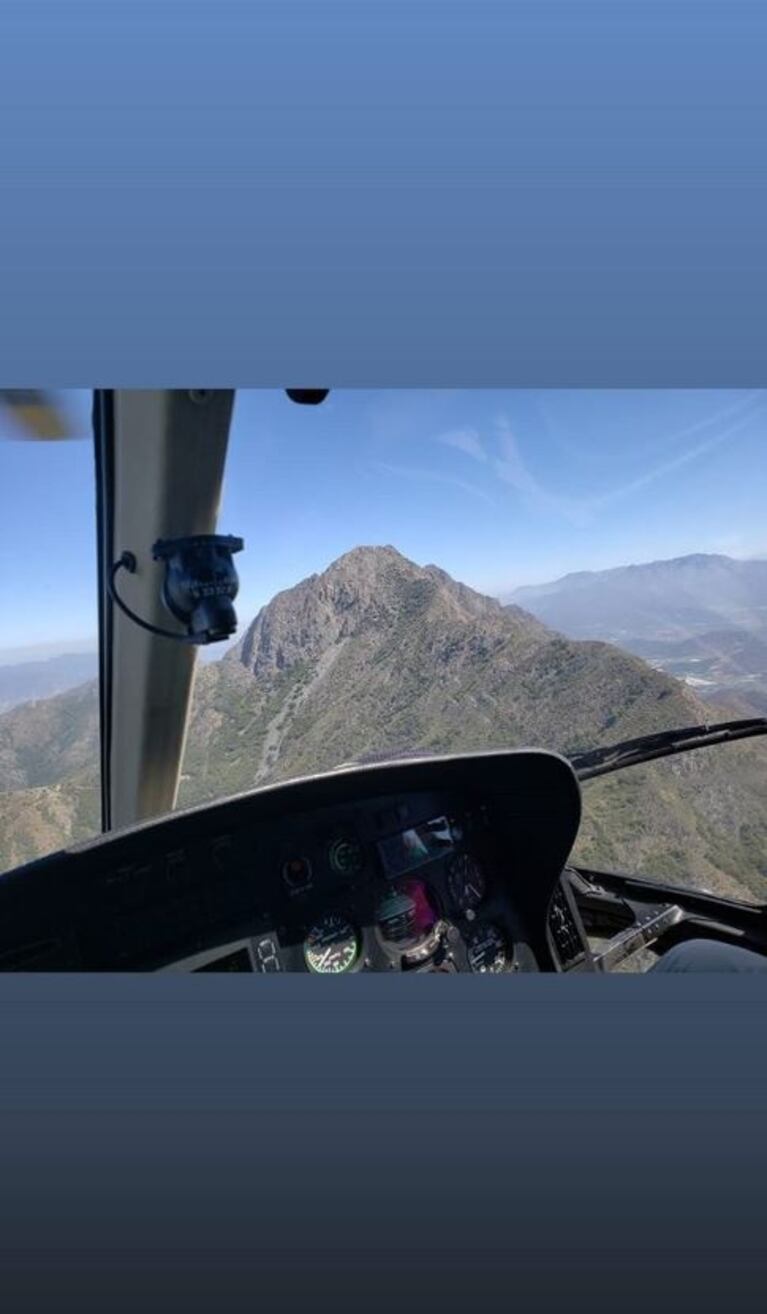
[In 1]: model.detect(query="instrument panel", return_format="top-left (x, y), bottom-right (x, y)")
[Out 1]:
top-left (164, 800), bottom-right (530, 973)
top-left (0, 749), bottom-right (584, 971)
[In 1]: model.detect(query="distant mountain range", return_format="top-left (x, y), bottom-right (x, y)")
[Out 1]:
top-left (1, 547), bottom-right (765, 901)
top-left (0, 651), bottom-right (98, 713)
top-left (508, 553), bottom-right (767, 715)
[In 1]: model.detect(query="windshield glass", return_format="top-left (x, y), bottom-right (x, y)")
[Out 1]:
top-left (0, 391), bottom-right (98, 871)
top-left (572, 741), bottom-right (767, 905)
top-left (1, 388), bottom-right (767, 902)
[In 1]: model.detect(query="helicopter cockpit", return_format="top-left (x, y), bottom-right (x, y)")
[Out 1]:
top-left (1, 390), bottom-right (766, 972)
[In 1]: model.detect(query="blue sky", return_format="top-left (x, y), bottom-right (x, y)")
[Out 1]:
top-left (1, 388), bottom-right (765, 653)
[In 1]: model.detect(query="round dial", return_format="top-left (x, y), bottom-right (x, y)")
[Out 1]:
top-left (466, 923), bottom-right (508, 974)
top-left (328, 836), bottom-right (365, 877)
top-left (304, 913), bottom-right (359, 974)
top-left (447, 854), bottom-right (486, 912)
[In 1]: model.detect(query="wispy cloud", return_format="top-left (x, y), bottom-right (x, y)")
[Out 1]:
top-left (493, 417), bottom-right (593, 527)
top-left (371, 460), bottom-right (496, 507)
top-left (436, 428), bottom-right (487, 463)
top-left (492, 403), bottom-right (763, 528)
top-left (636, 389), bottom-right (763, 457)
top-left (366, 394), bottom-right (763, 533)
top-left (537, 388), bottom-right (763, 463)
top-left (589, 410), bottom-right (762, 512)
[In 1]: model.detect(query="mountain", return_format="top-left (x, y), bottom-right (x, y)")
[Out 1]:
top-left (179, 545), bottom-right (700, 797)
top-left (0, 546), bottom-right (766, 902)
top-left (0, 651), bottom-right (98, 712)
top-left (508, 554), bottom-right (767, 639)
top-left (0, 681), bottom-right (99, 792)
top-left (507, 554), bottom-right (767, 715)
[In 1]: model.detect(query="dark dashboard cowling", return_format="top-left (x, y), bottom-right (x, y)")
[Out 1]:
top-left (0, 749), bottom-right (582, 972)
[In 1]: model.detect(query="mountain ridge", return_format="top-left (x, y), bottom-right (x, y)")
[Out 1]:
top-left (508, 552), bottom-right (765, 599)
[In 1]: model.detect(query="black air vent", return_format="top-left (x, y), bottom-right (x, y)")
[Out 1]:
top-left (548, 886), bottom-right (585, 967)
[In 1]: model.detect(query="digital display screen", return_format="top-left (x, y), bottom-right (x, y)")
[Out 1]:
top-left (194, 947), bottom-right (253, 972)
top-left (378, 816), bottom-right (454, 878)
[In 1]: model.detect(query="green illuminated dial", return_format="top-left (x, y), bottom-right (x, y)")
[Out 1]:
top-left (304, 913), bottom-right (360, 974)
top-left (328, 836), bottom-right (365, 876)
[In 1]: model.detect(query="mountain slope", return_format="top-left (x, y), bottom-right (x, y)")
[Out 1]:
top-left (1, 546), bottom-right (765, 902)
top-left (0, 681), bottom-right (98, 792)
top-left (0, 768), bottom-right (99, 872)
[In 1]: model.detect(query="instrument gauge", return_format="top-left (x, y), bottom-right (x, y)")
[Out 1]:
top-left (304, 913), bottom-right (360, 974)
top-left (447, 854), bottom-right (485, 912)
top-left (328, 836), bottom-right (365, 877)
top-left (466, 923), bottom-right (508, 974)
top-left (282, 856), bottom-right (313, 894)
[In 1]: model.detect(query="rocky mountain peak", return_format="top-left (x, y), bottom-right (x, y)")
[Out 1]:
top-left (231, 545), bottom-right (526, 678)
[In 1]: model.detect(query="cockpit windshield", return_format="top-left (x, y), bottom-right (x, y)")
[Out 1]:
top-left (1, 388), bottom-right (767, 903)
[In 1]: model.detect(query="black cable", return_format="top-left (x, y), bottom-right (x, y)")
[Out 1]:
top-left (108, 554), bottom-right (204, 644)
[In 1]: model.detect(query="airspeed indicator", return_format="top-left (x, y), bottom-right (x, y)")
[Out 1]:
top-left (304, 913), bottom-right (360, 974)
